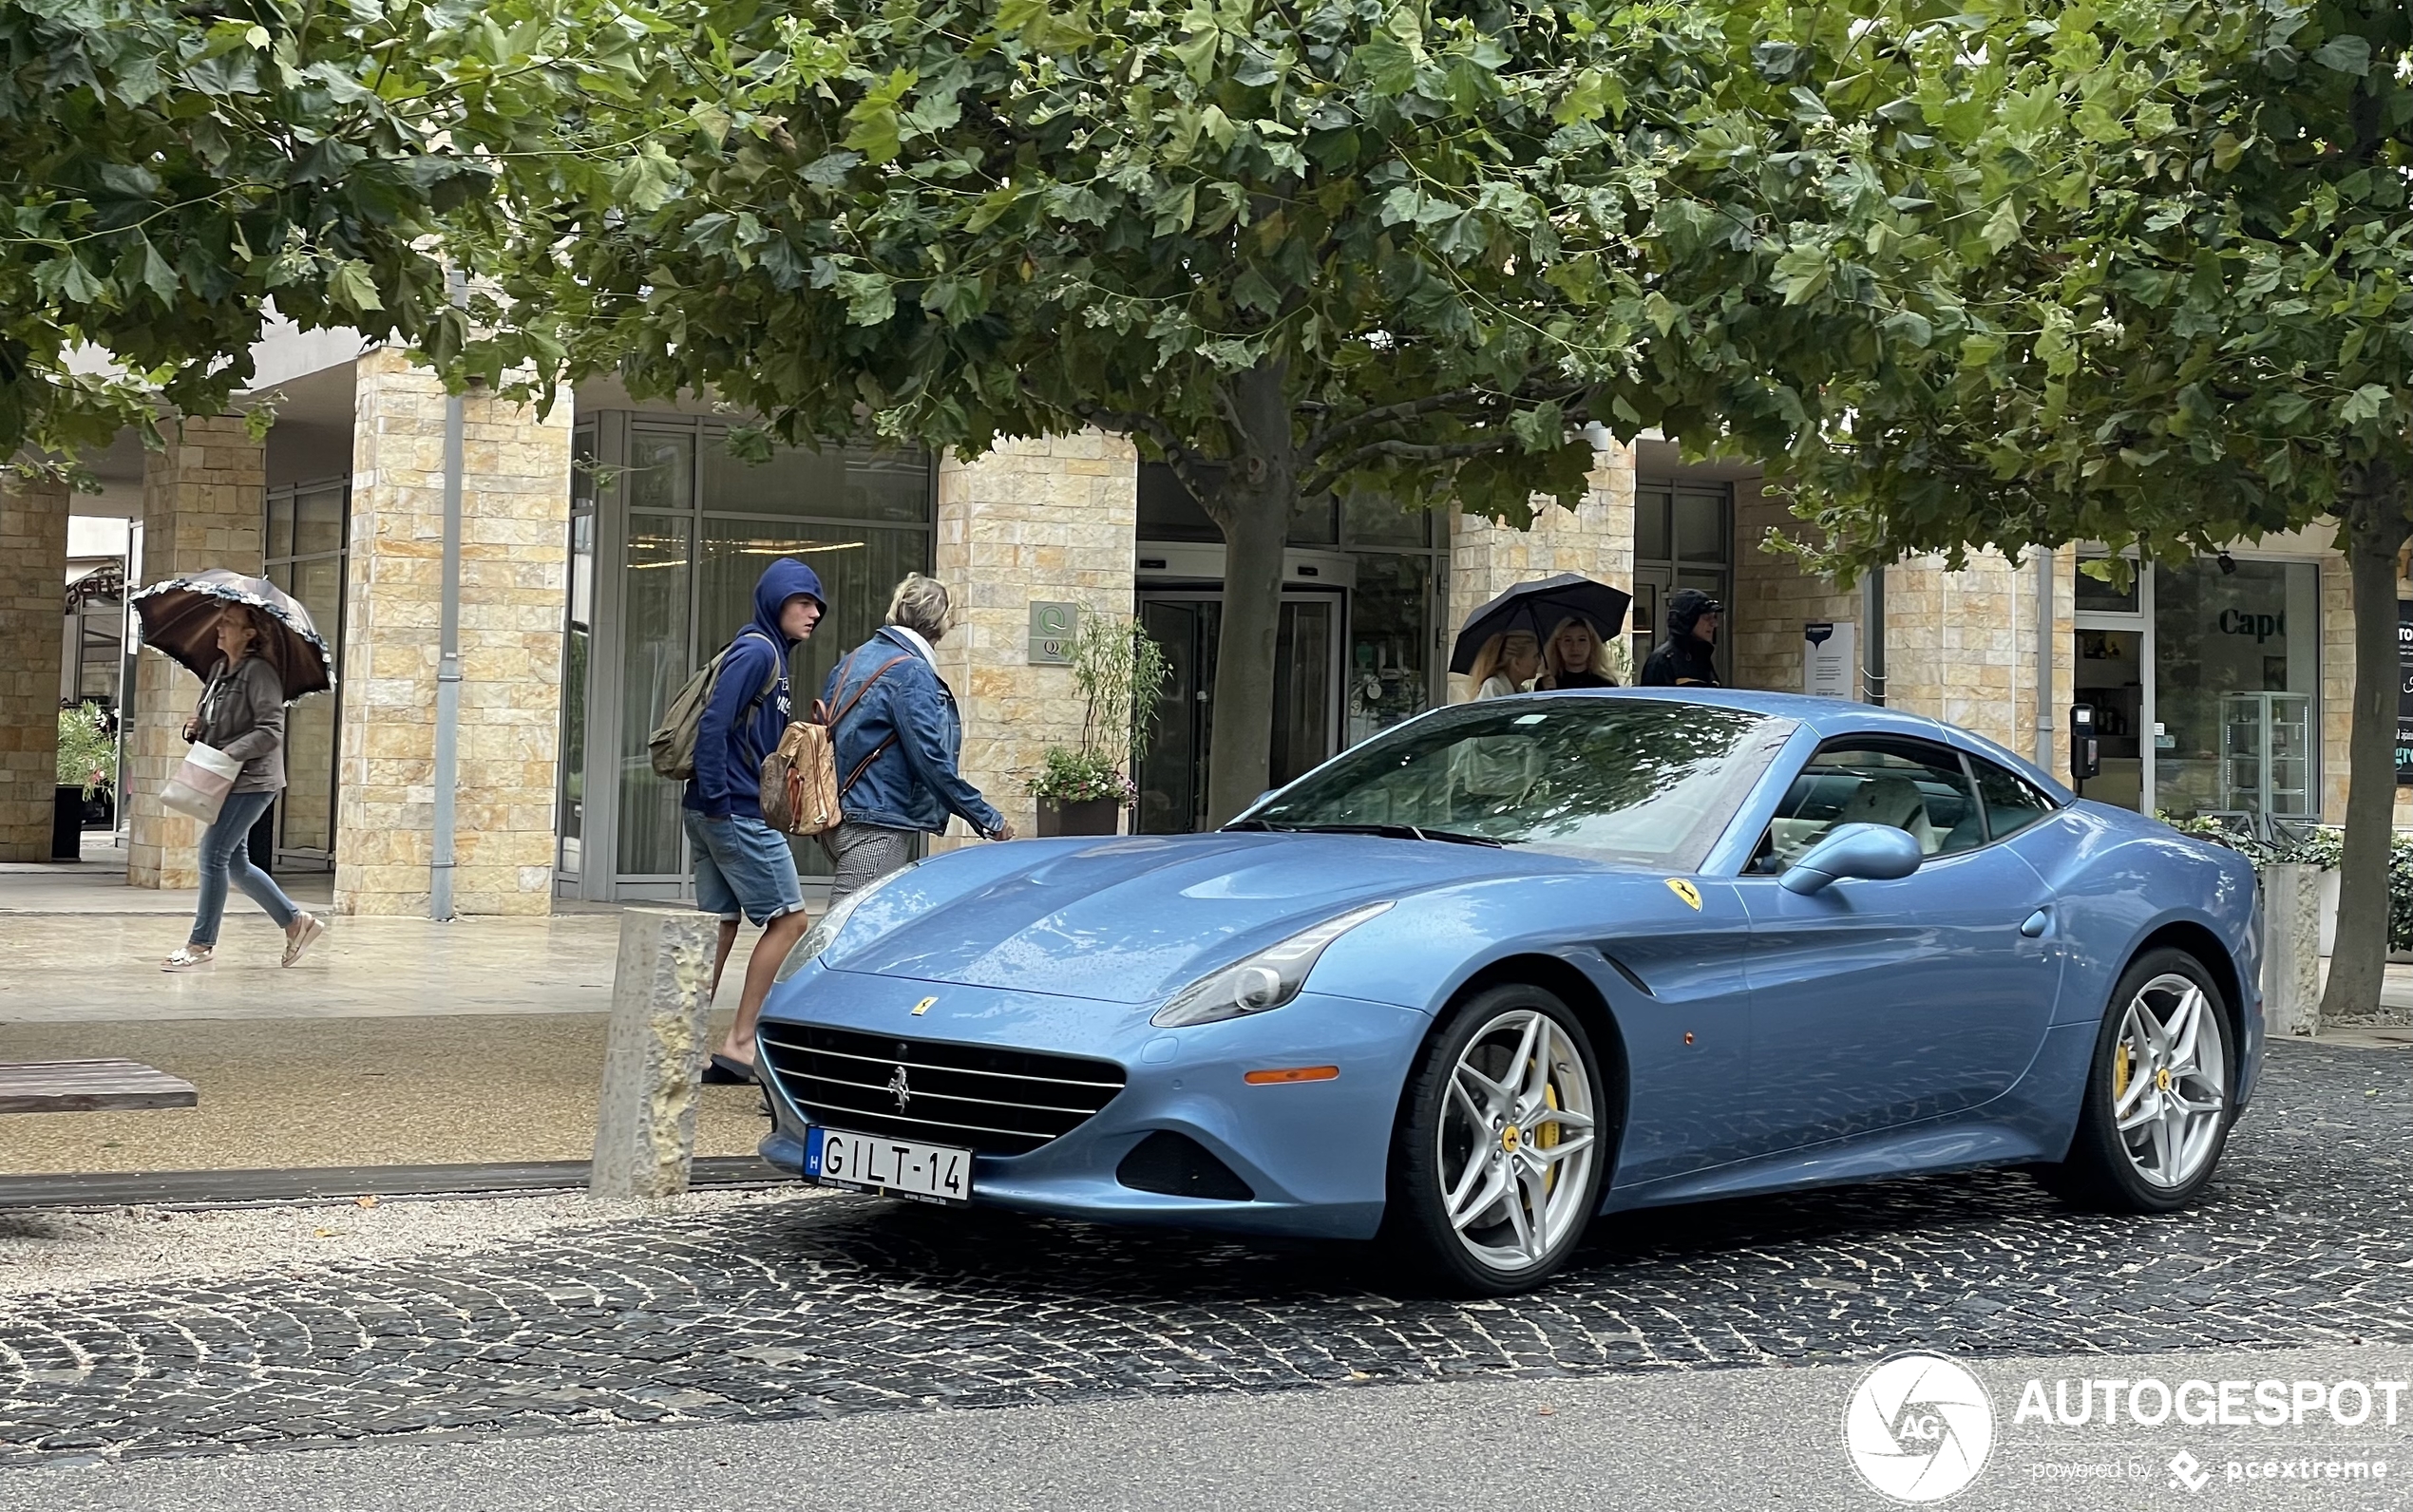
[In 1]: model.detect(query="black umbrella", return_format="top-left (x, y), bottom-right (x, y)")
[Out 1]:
top-left (1450, 573), bottom-right (1634, 674)
top-left (131, 569), bottom-right (332, 701)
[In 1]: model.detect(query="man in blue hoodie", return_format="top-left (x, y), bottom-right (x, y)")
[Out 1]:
top-left (685, 558), bottom-right (824, 1081)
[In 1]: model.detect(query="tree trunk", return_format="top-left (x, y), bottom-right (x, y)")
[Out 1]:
top-left (2319, 475), bottom-right (2410, 1029)
top-left (1201, 361), bottom-right (1295, 827)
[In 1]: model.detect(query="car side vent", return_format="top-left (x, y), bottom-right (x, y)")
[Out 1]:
top-left (1116, 1132), bottom-right (1255, 1201)
top-left (1598, 950), bottom-right (1656, 998)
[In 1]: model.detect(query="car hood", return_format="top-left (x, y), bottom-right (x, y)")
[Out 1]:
top-left (826, 831), bottom-right (1584, 1004)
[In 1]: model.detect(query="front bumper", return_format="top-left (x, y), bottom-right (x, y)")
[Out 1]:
top-left (755, 962), bottom-right (1431, 1241)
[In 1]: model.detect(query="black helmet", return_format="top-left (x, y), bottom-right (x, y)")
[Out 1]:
top-left (1667, 588), bottom-right (1723, 635)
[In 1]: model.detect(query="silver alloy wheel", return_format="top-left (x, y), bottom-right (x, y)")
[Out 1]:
top-left (2112, 973), bottom-right (2229, 1189)
top-left (1436, 1008), bottom-right (1599, 1273)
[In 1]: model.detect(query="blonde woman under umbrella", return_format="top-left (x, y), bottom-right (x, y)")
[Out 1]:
top-left (1537, 616), bottom-right (1619, 690)
top-left (1464, 631), bottom-right (1542, 700)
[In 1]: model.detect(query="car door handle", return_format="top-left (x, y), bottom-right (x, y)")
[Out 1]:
top-left (2020, 908), bottom-right (2051, 938)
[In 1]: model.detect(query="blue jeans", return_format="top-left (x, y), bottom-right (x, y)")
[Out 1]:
top-left (191, 790), bottom-right (300, 948)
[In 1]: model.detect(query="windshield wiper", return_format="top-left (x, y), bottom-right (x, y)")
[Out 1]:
top-left (1227, 821), bottom-right (1507, 848)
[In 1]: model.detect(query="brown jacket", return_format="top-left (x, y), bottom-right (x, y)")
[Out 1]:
top-left (193, 656), bottom-right (286, 795)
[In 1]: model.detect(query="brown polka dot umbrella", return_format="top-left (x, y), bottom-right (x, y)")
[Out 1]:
top-left (130, 568), bottom-right (333, 701)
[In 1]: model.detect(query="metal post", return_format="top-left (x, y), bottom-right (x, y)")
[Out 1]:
top-left (430, 267), bottom-right (466, 922)
top-left (1860, 566), bottom-right (1887, 706)
top-left (2033, 548), bottom-right (2055, 768)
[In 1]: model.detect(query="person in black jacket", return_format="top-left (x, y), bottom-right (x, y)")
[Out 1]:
top-left (1639, 589), bottom-right (1722, 687)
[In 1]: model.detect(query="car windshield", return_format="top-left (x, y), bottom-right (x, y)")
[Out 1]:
top-left (1241, 697), bottom-right (1795, 869)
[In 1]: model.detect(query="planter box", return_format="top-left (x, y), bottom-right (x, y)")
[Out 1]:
top-left (51, 788), bottom-right (82, 861)
top-left (1036, 797), bottom-right (1121, 838)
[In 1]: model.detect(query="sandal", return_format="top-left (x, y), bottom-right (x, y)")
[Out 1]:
top-left (282, 913), bottom-right (327, 968)
top-left (162, 945), bottom-right (214, 973)
top-left (701, 1053), bottom-right (758, 1086)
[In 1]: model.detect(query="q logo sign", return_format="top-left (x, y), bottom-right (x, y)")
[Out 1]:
top-left (1843, 1352), bottom-right (1994, 1503)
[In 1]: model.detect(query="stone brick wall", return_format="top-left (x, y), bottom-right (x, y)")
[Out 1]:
top-left (0, 475), bottom-right (69, 861)
top-left (1446, 442), bottom-right (1636, 700)
top-left (334, 349), bottom-right (571, 916)
top-left (127, 418), bottom-right (265, 887)
top-left (929, 431), bottom-right (1139, 847)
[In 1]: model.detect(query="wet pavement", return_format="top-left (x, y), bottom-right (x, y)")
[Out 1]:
top-left (0, 1041), bottom-right (2405, 1467)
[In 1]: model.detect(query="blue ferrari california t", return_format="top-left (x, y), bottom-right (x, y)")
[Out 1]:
top-left (754, 689), bottom-right (2261, 1295)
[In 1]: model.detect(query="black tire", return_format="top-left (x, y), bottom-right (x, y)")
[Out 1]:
top-left (2037, 947), bottom-right (2236, 1213)
top-left (1381, 982), bottom-right (1610, 1296)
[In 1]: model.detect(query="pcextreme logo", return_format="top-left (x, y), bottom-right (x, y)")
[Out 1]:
top-left (1844, 1352), bottom-right (1997, 1503)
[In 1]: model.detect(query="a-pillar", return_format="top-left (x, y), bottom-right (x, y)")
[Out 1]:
top-left (334, 349), bottom-right (572, 916)
top-left (0, 474), bottom-right (70, 861)
top-left (932, 431), bottom-right (1140, 845)
top-left (1447, 442), bottom-right (1637, 699)
top-left (126, 418), bottom-right (266, 887)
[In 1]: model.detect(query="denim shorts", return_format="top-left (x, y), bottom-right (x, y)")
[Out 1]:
top-left (684, 811), bottom-right (805, 926)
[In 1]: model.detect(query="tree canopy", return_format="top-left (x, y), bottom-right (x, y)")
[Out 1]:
top-left (0, 0), bottom-right (657, 460)
top-left (475, 0), bottom-right (1732, 821)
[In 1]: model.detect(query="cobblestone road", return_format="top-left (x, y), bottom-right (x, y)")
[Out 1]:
top-left (2, 1043), bottom-right (2407, 1466)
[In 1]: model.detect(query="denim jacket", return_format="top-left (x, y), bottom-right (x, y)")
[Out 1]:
top-left (824, 628), bottom-right (1005, 838)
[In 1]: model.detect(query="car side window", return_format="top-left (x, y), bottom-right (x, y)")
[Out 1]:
top-left (1968, 754), bottom-right (2060, 841)
top-left (1751, 739), bottom-right (1985, 874)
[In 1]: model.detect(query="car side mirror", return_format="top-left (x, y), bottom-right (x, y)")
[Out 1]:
top-left (1779, 822), bottom-right (1924, 896)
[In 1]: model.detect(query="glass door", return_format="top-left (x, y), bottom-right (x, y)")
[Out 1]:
top-left (1136, 592), bottom-right (1342, 833)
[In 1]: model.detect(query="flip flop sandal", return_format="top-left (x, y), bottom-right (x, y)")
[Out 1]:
top-left (162, 946), bottom-right (214, 973)
top-left (701, 1053), bottom-right (758, 1086)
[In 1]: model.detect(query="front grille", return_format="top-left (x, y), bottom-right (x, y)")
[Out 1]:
top-left (759, 1023), bottom-right (1126, 1157)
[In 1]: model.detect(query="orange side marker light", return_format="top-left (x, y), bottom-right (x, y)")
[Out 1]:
top-left (1244, 1066), bottom-right (1340, 1086)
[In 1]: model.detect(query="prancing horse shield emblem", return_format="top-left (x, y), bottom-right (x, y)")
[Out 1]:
top-left (885, 1065), bottom-right (912, 1112)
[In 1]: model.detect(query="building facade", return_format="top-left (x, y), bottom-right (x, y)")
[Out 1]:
top-left (14, 331), bottom-right (2410, 903)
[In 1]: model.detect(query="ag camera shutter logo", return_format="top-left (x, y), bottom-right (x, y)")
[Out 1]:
top-left (1844, 1351), bottom-right (1996, 1503)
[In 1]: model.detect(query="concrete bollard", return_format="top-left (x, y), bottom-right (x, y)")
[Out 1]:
top-left (590, 907), bottom-right (720, 1201)
top-left (2260, 863), bottom-right (2323, 1038)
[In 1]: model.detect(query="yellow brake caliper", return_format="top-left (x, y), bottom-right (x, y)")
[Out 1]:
top-left (1538, 1080), bottom-right (1562, 1193)
top-left (2114, 1042), bottom-right (2132, 1101)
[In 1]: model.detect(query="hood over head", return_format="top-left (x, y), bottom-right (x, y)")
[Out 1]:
top-left (1667, 587), bottom-right (1721, 637)
top-left (751, 558), bottom-right (826, 646)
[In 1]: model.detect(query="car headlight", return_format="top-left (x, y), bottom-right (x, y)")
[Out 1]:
top-left (774, 863), bottom-right (918, 983)
top-left (1150, 902), bottom-right (1394, 1028)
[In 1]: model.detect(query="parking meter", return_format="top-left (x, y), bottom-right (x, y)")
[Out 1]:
top-left (2069, 704), bottom-right (2100, 790)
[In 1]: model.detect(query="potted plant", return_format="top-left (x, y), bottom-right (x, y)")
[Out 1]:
top-left (1028, 617), bottom-right (1170, 837)
top-left (55, 704), bottom-right (115, 860)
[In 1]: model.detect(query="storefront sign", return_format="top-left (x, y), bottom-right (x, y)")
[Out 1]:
top-left (1803, 621), bottom-right (1856, 699)
top-left (1029, 601), bottom-right (1078, 665)
top-left (2397, 601), bottom-right (2413, 785)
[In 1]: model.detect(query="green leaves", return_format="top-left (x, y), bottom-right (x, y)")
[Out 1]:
top-left (844, 68), bottom-right (919, 163)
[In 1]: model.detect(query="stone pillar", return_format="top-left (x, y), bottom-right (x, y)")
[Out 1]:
top-left (2260, 863), bottom-right (2323, 1037)
top-left (930, 431), bottom-right (1139, 845)
top-left (334, 348), bottom-right (571, 916)
top-left (126, 418), bottom-right (266, 887)
top-left (0, 474), bottom-right (70, 861)
top-left (590, 907), bottom-right (719, 1200)
top-left (1447, 443), bottom-right (1636, 700)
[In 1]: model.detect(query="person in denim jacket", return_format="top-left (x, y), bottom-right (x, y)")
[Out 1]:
top-left (822, 575), bottom-right (1015, 900)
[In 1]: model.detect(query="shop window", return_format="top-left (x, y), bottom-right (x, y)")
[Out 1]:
top-left (2153, 558), bottom-right (2319, 821)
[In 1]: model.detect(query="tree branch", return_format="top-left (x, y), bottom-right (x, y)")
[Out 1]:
top-left (1300, 435), bottom-right (1527, 499)
top-left (1301, 387), bottom-right (1491, 462)
top-left (1057, 396), bottom-right (1228, 508)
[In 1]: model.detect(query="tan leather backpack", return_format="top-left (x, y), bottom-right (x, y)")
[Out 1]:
top-left (759, 647), bottom-right (911, 838)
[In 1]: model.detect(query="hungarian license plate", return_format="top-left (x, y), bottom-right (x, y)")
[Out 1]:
top-left (805, 1126), bottom-right (972, 1205)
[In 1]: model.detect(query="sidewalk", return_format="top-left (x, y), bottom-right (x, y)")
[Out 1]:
top-left (0, 849), bottom-right (777, 1178)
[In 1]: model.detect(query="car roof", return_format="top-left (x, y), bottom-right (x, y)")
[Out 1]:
top-left (1494, 687), bottom-right (2077, 803)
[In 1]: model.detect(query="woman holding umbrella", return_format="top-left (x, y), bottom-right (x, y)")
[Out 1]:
top-left (136, 573), bottom-right (331, 973)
